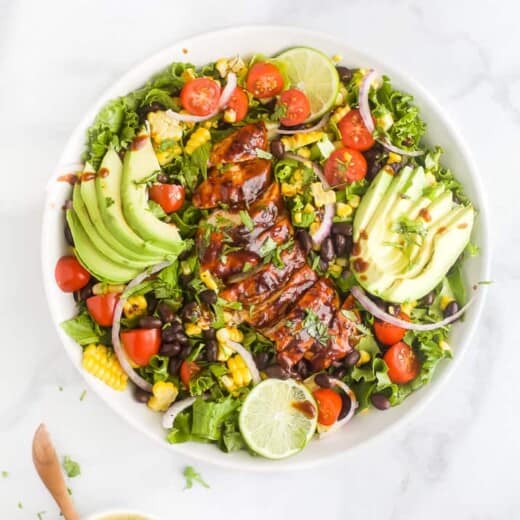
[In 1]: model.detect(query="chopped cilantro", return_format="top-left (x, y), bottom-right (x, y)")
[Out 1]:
top-left (79, 390), bottom-right (87, 401)
top-left (255, 148), bottom-right (273, 160)
top-left (62, 456), bottom-right (81, 478)
top-left (183, 466), bottom-right (209, 490)
top-left (242, 261), bottom-right (254, 273)
top-left (259, 237), bottom-right (278, 258)
top-left (17, 502), bottom-right (22, 509)
top-left (105, 196), bottom-right (115, 208)
top-left (2, 471), bottom-right (8, 478)
top-left (37, 512), bottom-right (46, 520)
top-left (239, 210), bottom-right (254, 231)
top-left (303, 309), bottom-right (329, 345)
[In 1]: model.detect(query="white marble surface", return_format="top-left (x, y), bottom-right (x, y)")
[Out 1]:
top-left (0, 0), bottom-right (518, 518)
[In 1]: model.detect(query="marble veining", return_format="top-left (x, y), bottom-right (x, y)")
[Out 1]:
top-left (1, 0), bottom-right (518, 518)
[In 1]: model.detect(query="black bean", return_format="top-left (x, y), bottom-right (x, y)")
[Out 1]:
top-left (333, 234), bottom-right (347, 257)
top-left (203, 328), bottom-right (216, 340)
top-left (338, 392), bottom-right (352, 420)
top-left (63, 199), bottom-right (73, 210)
top-left (159, 342), bottom-right (181, 357)
top-left (295, 228), bottom-right (312, 255)
top-left (64, 222), bottom-right (74, 246)
top-left (181, 302), bottom-right (199, 322)
top-left (336, 65), bottom-right (353, 83)
top-left (363, 143), bottom-right (387, 182)
top-left (157, 302), bottom-right (175, 324)
top-left (344, 237), bottom-right (353, 256)
top-left (170, 320), bottom-right (183, 333)
top-left (373, 297), bottom-right (388, 312)
top-left (138, 316), bottom-right (162, 329)
top-left (331, 222), bottom-right (353, 236)
top-left (146, 295), bottom-right (158, 314)
top-left (174, 331), bottom-right (189, 347)
top-left (179, 273), bottom-right (193, 287)
top-left (371, 393), bottom-right (391, 410)
top-left (133, 386), bottom-right (151, 403)
top-left (334, 367), bottom-right (347, 379)
top-left (319, 258), bottom-right (329, 272)
top-left (205, 340), bottom-right (218, 362)
top-left (270, 139), bottom-right (285, 159)
top-left (315, 373), bottom-right (332, 388)
top-left (199, 289), bottom-right (217, 305)
top-left (178, 248), bottom-right (192, 261)
top-left (443, 301), bottom-right (459, 318)
top-left (421, 291), bottom-right (436, 307)
top-left (179, 345), bottom-right (192, 360)
top-left (254, 352), bottom-right (269, 370)
top-left (343, 349), bottom-right (361, 367)
top-left (295, 360), bottom-right (310, 379)
top-left (264, 365), bottom-right (290, 380)
top-left (137, 102), bottom-right (165, 122)
top-left (168, 357), bottom-right (182, 376)
top-left (390, 160), bottom-right (404, 174)
top-left (161, 327), bottom-right (177, 343)
top-left (156, 173), bottom-right (169, 184)
top-left (341, 269), bottom-right (352, 281)
top-left (320, 237), bottom-right (335, 262)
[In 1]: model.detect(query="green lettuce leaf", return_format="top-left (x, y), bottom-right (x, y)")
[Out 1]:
top-left (61, 311), bottom-right (108, 346)
top-left (191, 396), bottom-right (240, 441)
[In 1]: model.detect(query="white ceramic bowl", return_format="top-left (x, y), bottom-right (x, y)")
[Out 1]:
top-left (42, 26), bottom-right (490, 471)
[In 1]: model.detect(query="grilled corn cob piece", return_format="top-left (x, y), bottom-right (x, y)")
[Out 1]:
top-left (82, 344), bottom-right (127, 391)
top-left (281, 131), bottom-right (325, 151)
top-left (185, 127), bottom-right (211, 155)
top-left (123, 296), bottom-right (147, 319)
top-left (147, 381), bottom-right (179, 412)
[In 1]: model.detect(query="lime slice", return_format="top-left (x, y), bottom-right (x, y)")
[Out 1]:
top-left (239, 379), bottom-right (318, 459)
top-left (276, 47), bottom-right (340, 122)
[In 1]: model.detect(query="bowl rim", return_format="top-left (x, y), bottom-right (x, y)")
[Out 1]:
top-left (41, 24), bottom-right (491, 472)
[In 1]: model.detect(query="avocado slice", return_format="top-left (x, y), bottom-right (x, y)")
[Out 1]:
top-left (351, 166), bottom-right (474, 302)
top-left (80, 159), bottom-right (154, 268)
top-left (66, 210), bottom-right (140, 283)
top-left (95, 148), bottom-right (170, 260)
top-left (121, 130), bottom-right (184, 256)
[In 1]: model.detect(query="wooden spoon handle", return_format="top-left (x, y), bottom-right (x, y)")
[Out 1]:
top-left (32, 424), bottom-right (80, 520)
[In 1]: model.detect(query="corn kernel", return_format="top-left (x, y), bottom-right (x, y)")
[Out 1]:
top-left (336, 203), bottom-right (353, 218)
top-left (281, 131), bottom-right (325, 151)
top-left (440, 295), bottom-right (454, 311)
top-left (281, 182), bottom-right (300, 197)
top-left (440, 340), bottom-right (452, 353)
top-left (328, 263), bottom-right (343, 277)
top-left (311, 182), bottom-right (336, 207)
top-left (185, 127), bottom-right (211, 155)
top-left (200, 270), bottom-right (218, 291)
top-left (332, 54), bottom-right (343, 63)
top-left (309, 222), bottom-right (320, 236)
top-left (348, 195), bottom-right (361, 208)
top-left (297, 147), bottom-right (311, 159)
top-left (215, 58), bottom-right (229, 78)
top-left (336, 257), bottom-right (348, 267)
top-left (217, 343), bottom-right (234, 362)
top-left (227, 355), bottom-right (252, 388)
top-left (293, 212), bottom-right (302, 224)
top-left (216, 327), bottom-right (243, 344)
top-left (387, 152), bottom-right (402, 164)
top-left (221, 374), bottom-right (236, 392)
top-left (185, 323), bottom-right (202, 336)
top-left (92, 283), bottom-right (125, 295)
top-left (147, 381), bottom-right (178, 412)
top-left (181, 68), bottom-right (197, 82)
top-left (223, 108), bottom-right (237, 123)
top-left (303, 203), bottom-right (315, 214)
top-left (293, 169), bottom-right (303, 182)
top-left (356, 350), bottom-right (371, 366)
top-left (82, 344), bottom-right (127, 391)
top-left (123, 296), bottom-right (147, 319)
top-left (400, 301), bottom-right (415, 315)
top-left (331, 105), bottom-right (350, 124)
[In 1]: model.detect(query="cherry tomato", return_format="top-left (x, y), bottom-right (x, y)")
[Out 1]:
top-left (383, 341), bottom-right (420, 384)
top-left (246, 62), bottom-right (284, 99)
top-left (338, 109), bottom-right (375, 151)
top-left (312, 388), bottom-right (343, 426)
top-left (120, 328), bottom-right (161, 367)
top-left (149, 184), bottom-right (185, 213)
top-left (86, 293), bottom-right (119, 327)
top-left (278, 88), bottom-right (311, 127)
top-left (180, 361), bottom-right (201, 387)
top-left (323, 147), bottom-right (367, 186)
top-left (226, 87), bottom-right (249, 122)
top-left (180, 77), bottom-right (221, 116)
top-left (54, 256), bottom-right (90, 293)
top-left (373, 312), bottom-right (410, 346)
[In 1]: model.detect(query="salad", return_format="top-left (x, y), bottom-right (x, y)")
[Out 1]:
top-left (56, 47), bottom-right (478, 459)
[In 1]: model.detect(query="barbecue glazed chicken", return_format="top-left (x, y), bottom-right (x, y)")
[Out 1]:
top-left (193, 123), bottom-right (357, 373)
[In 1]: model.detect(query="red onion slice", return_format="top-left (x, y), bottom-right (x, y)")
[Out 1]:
top-left (166, 108), bottom-right (217, 123)
top-left (111, 261), bottom-right (172, 392)
top-left (350, 285), bottom-right (476, 331)
top-left (275, 114), bottom-right (330, 135)
top-left (377, 139), bottom-right (424, 157)
top-left (359, 69), bottom-right (378, 133)
top-left (225, 340), bottom-right (261, 385)
top-left (311, 203), bottom-right (335, 247)
top-left (319, 378), bottom-right (358, 437)
top-left (282, 152), bottom-right (331, 190)
top-left (218, 72), bottom-right (237, 109)
top-left (162, 396), bottom-right (196, 429)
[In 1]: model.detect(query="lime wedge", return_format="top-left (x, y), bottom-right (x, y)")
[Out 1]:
top-left (239, 379), bottom-right (318, 459)
top-left (276, 46), bottom-right (340, 122)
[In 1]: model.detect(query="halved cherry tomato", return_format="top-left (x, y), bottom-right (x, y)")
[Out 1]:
top-left (373, 312), bottom-right (410, 346)
top-left (120, 328), bottom-right (161, 367)
top-left (180, 77), bottom-right (221, 116)
top-left (279, 88), bottom-right (311, 127)
top-left (383, 341), bottom-right (420, 384)
top-left (86, 293), bottom-right (119, 327)
top-left (55, 256), bottom-right (90, 293)
top-left (312, 388), bottom-right (342, 426)
top-left (149, 184), bottom-right (185, 213)
top-left (323, 147), bottom-right (367, 186)
top-left (180, 361), bottom-right (201, 388)
top-left (226, 87), bottom-right (249, 122)
top-left (338, 109), bottom-right (375, 151)
top-left (246, 62), bottom-right (284, 99)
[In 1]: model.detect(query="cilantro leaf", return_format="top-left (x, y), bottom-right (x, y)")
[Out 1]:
top-left (61, 311), bottom-right (108, 346)
top-left (239, 210), bottom-right (254, 231)
top-left (183, 466), bottom-right (209, 490)
top-left (62, 456), bottom-right (81, 478)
